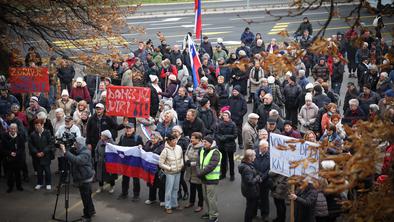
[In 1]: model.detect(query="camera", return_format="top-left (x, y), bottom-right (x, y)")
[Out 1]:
top-left (55, 132), bottom-right (77, 152)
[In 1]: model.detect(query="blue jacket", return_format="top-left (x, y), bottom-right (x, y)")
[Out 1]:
top-left (0, 94), bottom-right (19, 116)
top-left (65, 146), bottom-right (94, 184)
top-left (173, 95), bottom-right (195, 121)
top-left (240, 31), bottom-right (255, 46)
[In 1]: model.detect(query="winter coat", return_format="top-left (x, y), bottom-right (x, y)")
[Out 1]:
top-left (169, 51), bottom-right (183, 65)
top-left (182, 117), bottom-right (206, 137)
top-left (86, 114), bottom-right (124, 147)
top-left (295, 21), bottom-right (313, 36)
top-left (197, 107), bottom-right (217, 135)
top-left (159, 142), bottom-right (184, 174)
top-left (55, 98), bottom-right (76, 116)
top-left (342, 107), bottom-right (367, 126)
top-left (213, 50), bottom-right (228, 63)
top-left (268, 83), bottom-right (284, 107)
top-left (294, 184), bottom-right (318, 222)
top-left (206, 93), bottom-right (220, 114)
top-left (241, 31), bottom-right (255, 46)
top-left (0, 132), bottom-right (26, 167)
top-left (331, 62), bottom-right (344, 84)
top-left (149, 84), bottom-right (160, 117)
top-left (242, 121), bottom-right (258, 150)
top-left (95, 139), bottom-right (117, 183)
top-left (283, 83), bottom-right (302, 108)
top-left (121, 69), bottom-right (133, 86)
top-left (356, 63), bottom-right (369, 86)
top-left (196, 142), bottom-right (221, 185)
top-left (256, 102), bottom-right (281, 130)
top-left (70, 83), bottom-right (91, 103)
top-left (253, 149), bottom-right (270, 186)
top-left (376, 78), bottom-right (392, 97)
top-left (118, 133), bottom-right (143, 147)
top-left (248, 67), bottom-right (265, 93)
top-left (177, 65), bottom-right (190, 86)
top-left (312, 64), bottom-right (330, 81)
top-left (251, 45), bottom-right (265, 55)
top-left (314, 192), bottom-right (329, 217)
top-left (173, 95), bottom-right (195, 121)
top-left (57, 65), bottom-right (75, 84)
top-left (161, 81), bottom-right (180, 99)
top-left (231, 69), bottom-right (249, 95)
top-left (228, 95), bottom-right (247, 125)
top-left (283, 129), bottom-right (302, 139)
top-left (215, 84), bottom-right (229, 109)
top-left (312, 93), bottom-right (331, 109)
top-left (201, 41), bottom-right (213, 58)
top-left (298, 103), bottom-right (319, 132)
top-left (144, 140), bottom-right (165, 155)
top-left (238, 161), bottom-right (261, 199)
top-left (29, 129), bottom-right (54, 166)
top-left (298, 76), bottom-right (309, 90)
top-left (185, 142), bottom-right (203, 184)
top-left (343, 88), bottom-right (359, 113)
top-left (0, 94), bottom-right (19, 116)
top-left (270, 173), bottom-right (288, 199)
top-left (358, 92), bottom-right (380, 114)
top-left (65, 146), bottom-right (94, 184)
top-left (216, 120), bottom-right (238, 152)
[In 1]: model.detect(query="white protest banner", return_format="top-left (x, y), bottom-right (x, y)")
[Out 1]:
top-left (269, 133), bottom-right (319, 178)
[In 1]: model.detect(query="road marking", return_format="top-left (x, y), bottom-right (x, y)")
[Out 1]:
top-left (53, 36), bottom-right (128, 49)
top-left (146, 23), bottom-right (211, 30)
top-left (230, 16), bottom-right (266, 21)
top-left (162, 17), bottom-right (183, 22)
top-left (269, 22), bottom-right (289, 35)
top-left (150, 21), bottom-right (191, 26)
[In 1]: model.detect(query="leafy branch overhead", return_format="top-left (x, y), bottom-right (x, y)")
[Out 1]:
top-left (0, 0), bottom-right (142, 74)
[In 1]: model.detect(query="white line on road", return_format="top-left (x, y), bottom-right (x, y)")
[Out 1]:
top-left (149, 21), bottom-right (191, 26)
top-left (303, 11), bottom-right (328, 15)
top-left (230, 16), bottom-right (266, 21)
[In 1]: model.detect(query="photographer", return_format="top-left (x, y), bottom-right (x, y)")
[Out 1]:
top-left (60, 137), bottom-right (95, 222)
top-left (55, 116), bottom-right (81, 183)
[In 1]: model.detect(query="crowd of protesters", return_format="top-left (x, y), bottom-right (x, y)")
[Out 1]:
top-left (1, 15), bottom-right (394, 222)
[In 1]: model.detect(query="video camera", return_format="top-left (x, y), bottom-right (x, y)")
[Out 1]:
top-left (55, 131), bottom-right (77, 151)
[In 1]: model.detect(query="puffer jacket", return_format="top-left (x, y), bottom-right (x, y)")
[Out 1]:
top-left (216, 119), bottom-right (238, 152)
top-left (238, 161), bottom-right (260, 199)
top-left (295, 184), bottom-right (318, 222)
top-left (173, 95), bottom-right (196, 121)
top-left (298, 103), bottom-right (319, 132)
top-left (159, 142), bottom-right (184, 174)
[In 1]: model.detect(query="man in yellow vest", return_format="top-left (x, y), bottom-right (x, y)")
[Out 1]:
top-left (197, 135), bottom-right (222, 222)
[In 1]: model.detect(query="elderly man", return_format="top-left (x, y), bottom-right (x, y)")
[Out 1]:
top-left (242, 113), bottom-right (259, 150)
top-left (26, 96), bottom-right (47, 122)
top-left (56, 89), bottom-right (76, 116)
top-left (256, 93), bottom-right (282, 130)
top-left (182, 109), bottom-right (207, 138)
top-left (342, 99), bottom-right (367, 126)
top-left (254, 140), bottom-right (270, 221)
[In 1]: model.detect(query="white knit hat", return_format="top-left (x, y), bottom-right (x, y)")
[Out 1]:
top-left (267, 76), bottom-right (275, 84)
top-left (61, 89), bottom-right (69, 96)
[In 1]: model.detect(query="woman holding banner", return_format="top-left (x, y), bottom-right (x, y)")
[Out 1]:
top-left (95, 130), bottom-right (117, 194)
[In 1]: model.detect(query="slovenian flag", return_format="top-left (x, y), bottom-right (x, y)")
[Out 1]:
top-left (187, 35), bottom-right (202, 88)
top-left (194, 0), bottom-right (202, 39)
top-left (105, 143), bottom-right (159, 185)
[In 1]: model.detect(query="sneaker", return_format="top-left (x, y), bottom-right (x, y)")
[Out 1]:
top-left (108, 186), bottom-right (115, 194)
top-left (201, 213), bottom-right (209, 219)
top-left (96, 187), bottom-right (103, 193)
top-left (46, 185), bottom-right (52, 190)
top-left (34, 185), bottom-right (43, 190)
top-left (208, 218), bottom-right (218, 222)
top-left (144, 200), bottom-right (156, 205)
top-left (160, 202), bottom-right (165, 207)
top-left (165, 208), bottom-right (173, 214)
top-left (131, 195), bottom-right (140, 202)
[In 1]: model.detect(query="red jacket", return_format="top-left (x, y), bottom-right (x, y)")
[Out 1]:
top-left (160, 65), bottom-right (178, 79)
top-left (70, 83), bottom-right (91, 103)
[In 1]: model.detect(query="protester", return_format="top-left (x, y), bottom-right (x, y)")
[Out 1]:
top-left (95, 130), bottom-right (117, 193)
top-left (254, 140), bottom-right (270, 221)
top-left (242, 113), bottom-right (259, 150)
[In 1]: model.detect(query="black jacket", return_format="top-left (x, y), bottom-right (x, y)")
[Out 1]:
top-left (143, 140), bottom-right (165, 155)
top-left (150, 85), bottom-right (160, 117)
top-left (331, 62), bottom-right (344, 83)
top-left (295, 184), bottom-right (318, 222)
top-left (29, 129), bottom-right (54, 165)
top-left (253, 149), bottom-right (270, 186)
top-left (215, 84), bottom-right (229, 109)
top-left (197, 108), bottom-right (217, 135)
top-left (182, 117), bottom-right (206, 138)
top-left (228, 95), bottom-right (247, 125)
top-left (57, 65), bottom-right (75, 84)
top-left (295, 21), bottom-right (313, 36)
top-left (284, 83), bottom-right (302, 108)
top-left (65, 146), bottom-right (94, 184)
top-left (238, 161), bottom-right (261, 199)
top-left (0, 133), bottom-right (26, 166)
top-left (215, 120), bottom-right (237, 152)
top-left (201, 41), bottom-right (213, 58)
top-left (313, 93), bottom-right (331, 109)
top-left (118, 133), bottom-right (143, 147)
top-left (256, 102), bottom-right (281, 129)
top-left (86, 114), bottom-right (124, 147)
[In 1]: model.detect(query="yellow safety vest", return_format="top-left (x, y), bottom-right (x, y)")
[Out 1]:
top-left (199, 148), bottom-right (221, 180)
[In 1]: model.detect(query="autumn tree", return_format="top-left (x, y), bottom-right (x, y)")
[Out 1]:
top-left (0, 0), bottom-right (141, 75)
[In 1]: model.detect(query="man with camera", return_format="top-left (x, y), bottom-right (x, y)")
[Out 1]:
top-left (60, 137), bottom-right (95, 222)
top-left (55, 116), bottom-right (81, 183)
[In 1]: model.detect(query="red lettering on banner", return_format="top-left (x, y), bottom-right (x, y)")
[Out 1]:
top-left (106, 85), bottom-right (151, 118)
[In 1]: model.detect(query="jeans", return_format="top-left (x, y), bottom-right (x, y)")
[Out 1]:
top-left (245, 197), bottom-right (258, 222)
top-left (203, 184), bottom-right (219, 220)
top-left (121, 176), bottom-right (140, 196)
top-left (220, 150), bottom-right (235, 178)
top-left (189, 182), bottom-right (203, 207)
top-left (164, 173), bottom-right (180, 209)
top-left (273, 198), bottom-right (286, 222)
top-left (332, 82), bottom-right (342, 95)
top-left (79, 182), bottom-right (95, 218)
top-left (36, 163), bottom-right (51, 186)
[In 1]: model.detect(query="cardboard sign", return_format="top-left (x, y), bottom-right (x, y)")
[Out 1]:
top-left (106, 85), bottom-right (150, 118)
top-left (8, 67), bottom-right (49, 93)
top-left (269, 133), bottom-right (319, 178)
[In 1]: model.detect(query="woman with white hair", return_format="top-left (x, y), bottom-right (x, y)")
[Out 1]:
top-left (343, 99), bottom-right (367, 126)
top-left (51, 108), bottom-right (65, 134)
top-left (298, 93), bottom-right (319, 133)
top-left (95, 130), bottom-right (117, 193)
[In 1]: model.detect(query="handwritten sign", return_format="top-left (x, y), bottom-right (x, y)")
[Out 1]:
top-left (8, 67), bottom-right (49, 93)
top-left (106, 85), bottom-right (151, 118)
top-left (269, 133), bottom-right (319, 178)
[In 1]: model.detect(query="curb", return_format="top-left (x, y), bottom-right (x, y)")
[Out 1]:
top-left (127, 2), bottom-right (358, 19)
